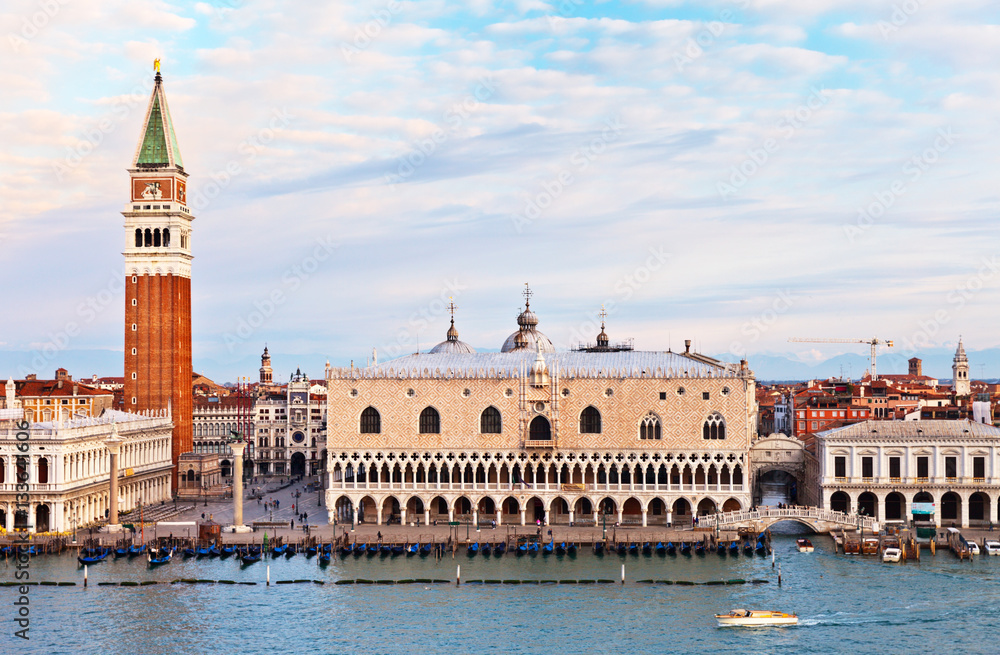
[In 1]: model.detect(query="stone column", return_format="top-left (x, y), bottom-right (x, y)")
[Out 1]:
top-left (641, 509), bottom-right (648, 527)
top-left (105, 431), bottom-right (123, 527)
top-left (520, 508), bottom-right (526, 526)
top-left (496, 509), bottom-right (502, 527)
top-left (617, 507), bottom-right (623, 525)
top-left (424, 509), bottom-right (430, 526)
top-left (401, 508), bottom-right (407, 525)
top-left (231, 441), bottom-right (246, 527)
top-left (568, 509), bottom-right (574, 525)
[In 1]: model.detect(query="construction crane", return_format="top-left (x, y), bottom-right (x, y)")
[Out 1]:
top-left (788, 337), bottom-right (894, 382)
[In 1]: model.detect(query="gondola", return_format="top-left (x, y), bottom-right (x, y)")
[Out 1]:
top-left (755, 541), bottom-right (768, 556)
top-left (743, 540), bottom-right (754, 556)
top-left (527, 542), bottom-right (539, 554)
top-left (680, 542), bottom-right (691, 556)
top-left (128, 544), bottom-right (146, 558)
top-left (318, 552), bottom-right (332, 565)
top-left (391, 545), bottom-right (404, 556)
top-left (322, 543), bottom-right (333, 554)
top-left (148, 547), bottom-right (173, 566)
top-left (641, 542), bottom-right (652, 556)
top-left (285, 544), bottom-right (297, 558)
top-left (729, 541), bottom-right (740, 556)
top-left (542, 542), bottom-right (554, 555)
top-left (306, 545), bottom-right (319, 557)
top-left (340, 544), bottom-right (354, 557)
top-left (628, 543), bottom-right (639, 555)
top-left (208, 546), bottom-right (221, 557)
top-left (495, 542), bottom-right (507, 556)
top-left (616, 543), bottom-right (627, 556)
top-left (366, 543), bottom-right (378, 556)
top-left (717, 542), bottom-right (727, 556)
top-left (196, 546), bottom-right (211, 558)
top-left (517, 543), bottom-right (528, 556)
top-left (220, 545), bottom-right (237, 558)
top-left (555, 542), bottom-right (566, 555)
top-left (481, 543), bottom-right (492, 556)
top-left (182, 547), bottom-right (197, 558)
top-left (78, 547), bottom-right (109, 565)
top-left (666, 542), bottom-right (677, 556)
top-left (241, 551), bottom-right (262, 565)
top-left (272, 544), bottom-right (288, 557)
top-left (467, 542), bottom-right (479, 556)
top-left (379, 544), bottom-right (392, 556)
top-left (420, 543), bottom-right (433, 556)
top-left (593, 542), bottom-right (605, 555)
top-left (114, 547), bottom-right (129, 559)
top-left (655, 542), bottom-right (666, 555)
top-left (566, 543), bottom-right (576, 555)
top-left (695, 541), bottom-right (706, 556)
top-left (407, 543), bottom-right (419, 556)
top-left (20, 545), bottom-right (39, 556)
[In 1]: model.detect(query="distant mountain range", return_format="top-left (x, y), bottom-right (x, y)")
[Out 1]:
top-left (2, 345), bottom-right (997, 386)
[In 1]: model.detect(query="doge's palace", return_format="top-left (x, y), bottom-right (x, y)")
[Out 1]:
top-left (325, 292), bottom-right (757, 528)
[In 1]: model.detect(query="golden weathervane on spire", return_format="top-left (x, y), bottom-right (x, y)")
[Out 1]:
top-left (153, 58), bottom-right (161, 73)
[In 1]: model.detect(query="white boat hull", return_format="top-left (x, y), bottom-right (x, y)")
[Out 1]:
top-left (717, 616), bottom-right (798, 627)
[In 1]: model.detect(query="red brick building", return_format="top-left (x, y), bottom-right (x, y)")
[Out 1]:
top-left (122, 68), bottom-right (194, 489)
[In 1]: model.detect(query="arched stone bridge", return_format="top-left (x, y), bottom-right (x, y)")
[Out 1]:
top-left (701, 506), bottom-right (878, 533)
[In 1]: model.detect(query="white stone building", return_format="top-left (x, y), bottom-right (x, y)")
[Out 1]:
top-left (0, 409), bottom-right (173, 533)
top-left (255, 367), bottom-right (326, 477)
top-left (816, 419), bottom-right (1000, 528)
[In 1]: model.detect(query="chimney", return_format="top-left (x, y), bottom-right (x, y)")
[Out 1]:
top-left (26, 374), bottom-right (37, 381)
top-left (684, 339), bottom-right (691, 354)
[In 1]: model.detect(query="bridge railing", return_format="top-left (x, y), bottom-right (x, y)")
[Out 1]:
top-left (701, 506), bottom-right (878, 531)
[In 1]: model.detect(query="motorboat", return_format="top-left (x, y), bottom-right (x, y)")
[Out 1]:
top-left (796, 539), bottom-right (814, 553)
top-left (861, 538), bottom-right (880, 556)
top-left (882, 547), bottom-right (902, 563)
top-left (984, 540), bottom-right (1000, 555)
top-left (716, 609), bottom-right (798, 627)
top-left (966, 541), bottom-right (980, 556)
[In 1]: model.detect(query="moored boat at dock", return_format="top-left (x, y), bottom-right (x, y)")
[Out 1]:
top-left (796, 539), bottom-right (814, 553)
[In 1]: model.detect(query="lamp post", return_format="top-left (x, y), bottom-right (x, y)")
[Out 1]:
top-left (602, 501), bottom-right (607, 541)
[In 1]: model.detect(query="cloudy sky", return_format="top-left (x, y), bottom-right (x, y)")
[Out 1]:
top-left (2, 0), bottom-right (998, 381)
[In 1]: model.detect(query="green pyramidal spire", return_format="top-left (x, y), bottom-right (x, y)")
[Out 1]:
top-left (134, 72), bottom-right (184, 169)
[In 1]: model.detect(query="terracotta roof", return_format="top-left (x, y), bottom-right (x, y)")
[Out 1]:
top-left (14, 380), bottom-right (112, 398)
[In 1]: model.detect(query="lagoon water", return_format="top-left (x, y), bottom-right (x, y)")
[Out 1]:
top-left (4, 532), bottom-right (1000, 654)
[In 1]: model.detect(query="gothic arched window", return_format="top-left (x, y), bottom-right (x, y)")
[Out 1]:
top-left (360, 407), bottom-right (381, 434)
top-left (529, 416), bottom-right (551, 440)
top-left (640, 412), bottom-right (661, 440)
top-left (703, 412), bottom-right (726, 439)
top-left (419, 407), bottom-right (440, 434)
top-left (162, 228), bottom-right (170, 247)
top-left (480, 406), bottom-right (501, 434)
top-left (580, 406), bottom-right (602, 433)
top-left (153, 229), bottom-right (161, 247)
top-left (135, 229), bottom-right (142, 247)
top-left (144, 228), bottom-right (152, 247)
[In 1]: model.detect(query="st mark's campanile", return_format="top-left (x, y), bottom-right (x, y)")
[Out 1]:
top-left (122, 65), bottom-right (194, 490)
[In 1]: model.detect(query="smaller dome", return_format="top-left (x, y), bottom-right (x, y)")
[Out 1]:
top-left (429, 318), bottom-right (475, 354)
top-left (517, 308), bottom-right (539, 328)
